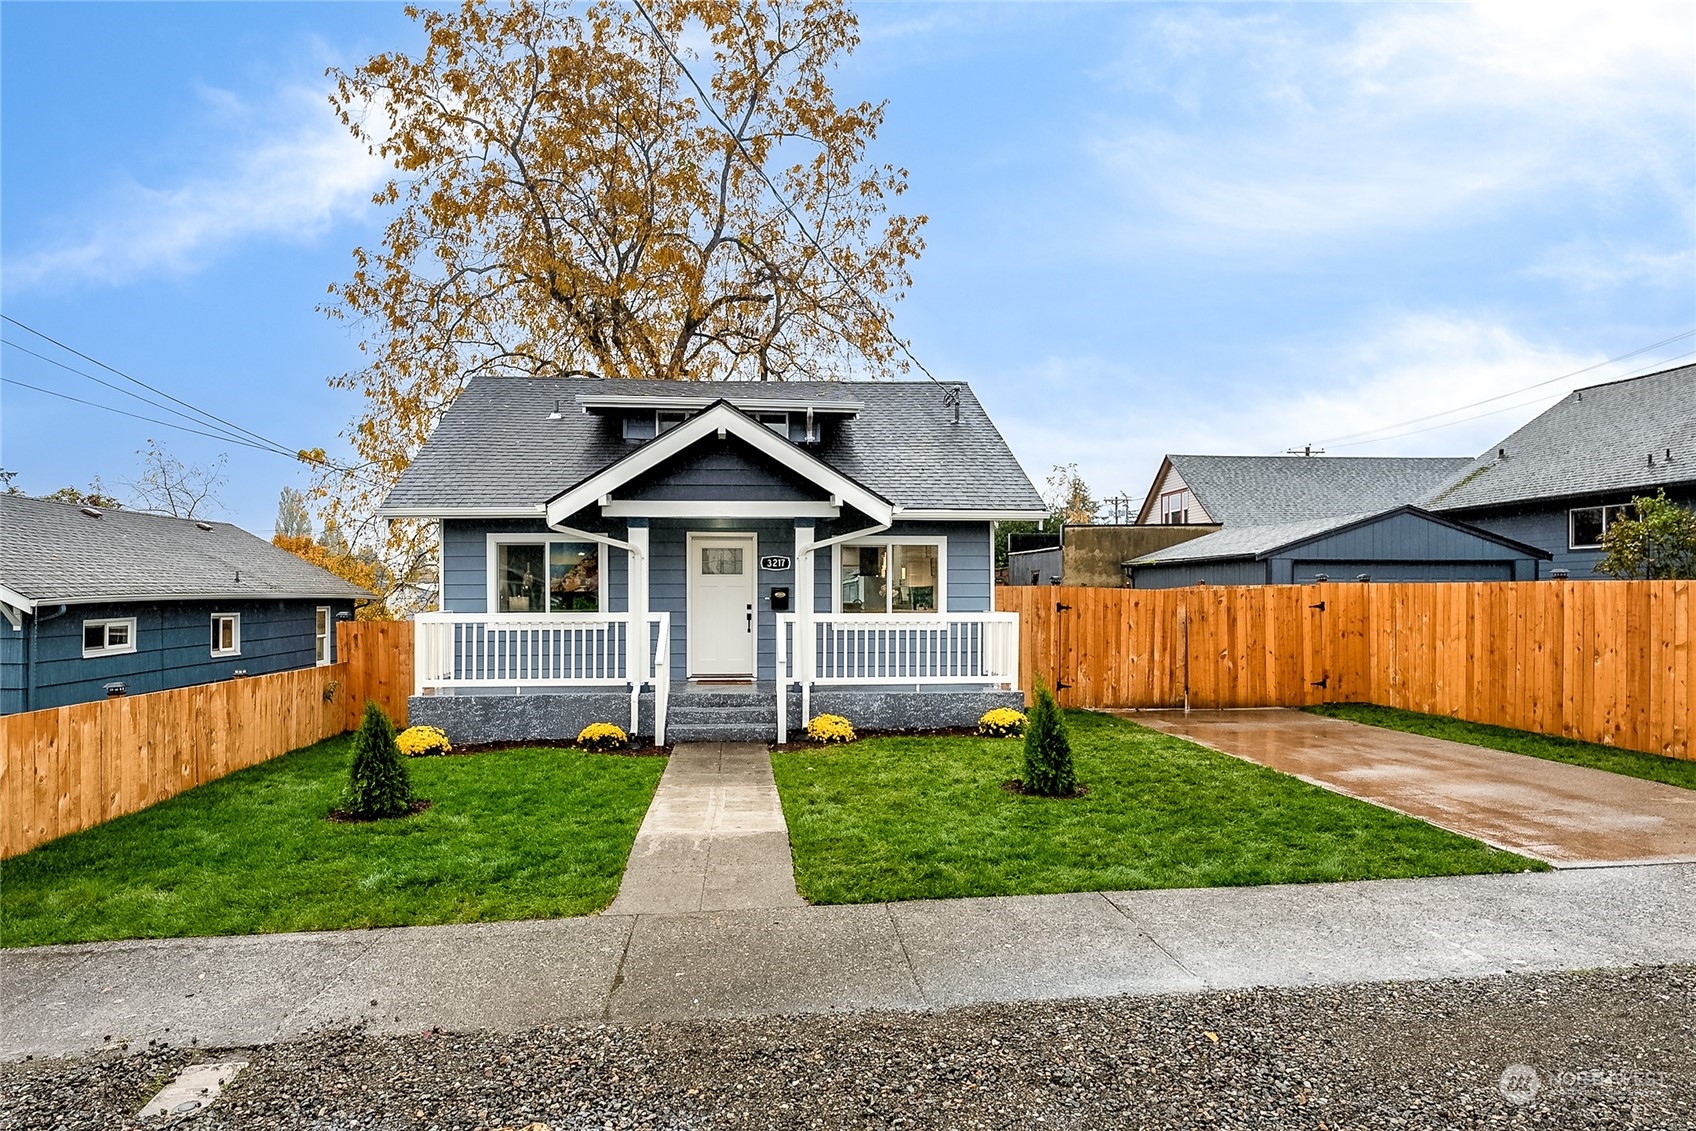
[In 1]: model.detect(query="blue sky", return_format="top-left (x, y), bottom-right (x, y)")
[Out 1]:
top-left (4, 1), bottom-right (1693, 534)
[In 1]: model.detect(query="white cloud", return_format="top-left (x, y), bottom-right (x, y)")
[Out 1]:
top-left (1526, 241), bottom-right (1696, 292)
top-left (1089, 2), bottom-right (1696, 248)
top-left (994, 313), bottom-right (1673, 505)
top-left (4, 82), bottom-right (386, 292)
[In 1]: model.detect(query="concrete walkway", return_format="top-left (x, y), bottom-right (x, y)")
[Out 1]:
top-left (1133, 709), bottom-right (1696, 868)
top-left (606, 742), bottom-right (805, 914)
top-left (5, 864), bottom-right (1693, 1062)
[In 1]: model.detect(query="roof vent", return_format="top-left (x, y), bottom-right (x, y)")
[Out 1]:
top-left (547, 398), bottom-right (563, 421)
top-left (79, 506), bottom-right (103, 518)
top-left (1497, 447), bottom-right (1508, 460)
top-left (195, 521), bottom-right (213, 532)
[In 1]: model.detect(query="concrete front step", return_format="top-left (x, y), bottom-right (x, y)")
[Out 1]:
top-left (667, 721), bottom-right (780, 742)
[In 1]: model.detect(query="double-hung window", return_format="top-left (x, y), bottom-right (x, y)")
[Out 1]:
top-left (211, 613), bottom-right (241, 657)
top-left (82, 617), bottom-right (136, 658)
top-left (315, 606), bottom-right (333, 665)
top-left (491, 538), bottom-right (602, 613)
top-left (838, 540), bottom-right (943, 613)
top-left (1569, 504), bottom-right (1634, 550)
top-left (1160, 489), bottom-right (1192, 525)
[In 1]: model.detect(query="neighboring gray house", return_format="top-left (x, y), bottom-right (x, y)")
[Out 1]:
top-left (0, 496), bottom-right (366, 714)
top-left (380, 377), bottom-right (1045, 743)
top-left (1424, 365), bottom-right (1696, 578)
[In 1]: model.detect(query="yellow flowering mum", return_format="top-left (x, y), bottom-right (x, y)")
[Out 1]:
top-left (577, 722), bottom-right (629, 752)
top-left (806, 713), bottom-right (855, 745)
top-left (978, 707), bottom-right (1027, 738)
top-left (396, 725), bottom-right (452, 757)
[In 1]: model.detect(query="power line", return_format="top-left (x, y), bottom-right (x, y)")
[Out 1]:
top-left (1330, 345), bottom-right (1696, 449)
top-left (2, 338), bottom-right (294, 457)
top-left (2, 377), bottom-right (292, 452)
top-left (2, 315), bottom-right (302, 456)
top-left (1314, 329), bottom-right (1696, 447)
top-left (626, 0), bottom-right (942, 386)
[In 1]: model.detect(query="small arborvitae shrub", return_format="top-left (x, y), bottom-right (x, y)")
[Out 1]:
top-left (577, 722), bottom-right (629, 752)
top-left (1021, 678), bottom-right (1077, 797)
top-left (978, 707), bottom-right (1028, 738)
top-left (806, 713), bottom-right (856, 744)
top-left (346, 701), bottom-right (413, 818)
top-left (395, 725), bottom-right (452, 757)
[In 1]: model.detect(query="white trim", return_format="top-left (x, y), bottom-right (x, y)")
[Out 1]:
top-left (436, 518), bottom-right (447, 612)
top-left (685, 530), bottom-right (759, 678)
top-left (832, 536), bottom-right (948, 615)
top-left (378, 505), bottom-right (545, 519)
top-left (484, 533), bottom-right (610, 615)
top-left (601, 500), bottom-right (841, 519)
top-left (210, 613), bottom-right (242, 658)
top-left (547, 402), bottom-right (893, 528)
top-left (8, 590), bottom-right (361, 606)
top-left (0, 583), bottom-right (36, 614)
top-left (894, 508), bottom-right (1047, 521)
top-left (315, 606), bottom-right (333, 666)
top-left (81, 616), bottom-right (137, 658)
top-left (989, 521), bottom-right (998, 612)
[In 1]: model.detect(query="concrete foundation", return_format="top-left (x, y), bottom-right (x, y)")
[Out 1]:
top-left (408, 685), bottom-right (1027, 745)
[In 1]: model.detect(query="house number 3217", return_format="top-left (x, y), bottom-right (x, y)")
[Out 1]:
top-left (759, 556), bottom-right (791, 570)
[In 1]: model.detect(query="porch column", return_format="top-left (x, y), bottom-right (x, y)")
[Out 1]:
top-left (624, 522), bottom-right (647, 735)
top-left (794, 519), bottom-right (815, 726)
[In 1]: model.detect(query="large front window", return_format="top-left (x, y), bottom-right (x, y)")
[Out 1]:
top-left (839, 542), bottom-right (941, 613)
top-left (495, 541), bottom-right (600, 612)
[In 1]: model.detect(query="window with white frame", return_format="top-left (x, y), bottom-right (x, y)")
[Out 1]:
top-left (210, 613), bottom-right (241, 657)
top-left (315, 606), bottom-right (333, 665)
top-left (656, 410), bottom-right (688, 434)
top-left (491, 538), bottom-right (602, 613)
top-left (1569, 503), bottom-right (1634, 550)
top-left (755, 412), bottom-right (789, 436)
top-left (838, 540), bottom-right (943, 613)
top-left (1160, 489), bottom-right (1192, 525)
top-left (82, 617), bottom-right (137, 658)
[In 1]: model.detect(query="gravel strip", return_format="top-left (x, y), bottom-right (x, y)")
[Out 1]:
top-left (5, 966), bottom-right (1691, 1130)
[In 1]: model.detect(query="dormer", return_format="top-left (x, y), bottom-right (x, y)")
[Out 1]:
top-left (574, 391), bottom-right (863, 446)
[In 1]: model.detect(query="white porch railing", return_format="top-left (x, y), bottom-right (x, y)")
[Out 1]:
top-left (413, 612), bottom-right (671, 744)
top-left (775, 612), bottom-right (1021, 743)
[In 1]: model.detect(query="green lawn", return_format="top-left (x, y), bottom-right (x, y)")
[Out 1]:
top-left (771, 710), bottom-right (1542, 905)
top-left (1304, 703), bottom-right (1696, 791)
top-left (1, 738), bottom-right (666, 948)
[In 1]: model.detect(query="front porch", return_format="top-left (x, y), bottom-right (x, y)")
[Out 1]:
top-left (408, 610), bottom-right (1023, 744)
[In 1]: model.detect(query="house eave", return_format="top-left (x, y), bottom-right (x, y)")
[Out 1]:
top-left (10, 589), bottom-right (371, 606)
top-left (377, 505), bottom-right (548, 520)
top-left (895, 508), bottom-right (1048, 522)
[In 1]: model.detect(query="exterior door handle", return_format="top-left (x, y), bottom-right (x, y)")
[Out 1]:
top-left (747, 605), bottom-right (754, 632)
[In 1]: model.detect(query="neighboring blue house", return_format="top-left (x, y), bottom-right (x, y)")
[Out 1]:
top-left (379, 377), bottom-right (1045, 743)
top-left (0, 496), bottom-right (367, 714)
top-left (1424, 364), bottom-right (1696, 578)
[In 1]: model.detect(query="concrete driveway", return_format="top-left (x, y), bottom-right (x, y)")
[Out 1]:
top-left (1130, 709), bottom-right (1696, 868)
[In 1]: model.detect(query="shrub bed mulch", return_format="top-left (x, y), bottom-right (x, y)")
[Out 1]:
top-left (326, 799), bottom-right (434, 823)
top-left (410, 741), bottom-right (671, 758)
top-left (1000, 779), bottom-right (1090, 799)
top-left (770, 726), bottom-right (989, 753)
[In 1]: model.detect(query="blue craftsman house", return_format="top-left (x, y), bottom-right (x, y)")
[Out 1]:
top-left (380, 378), bottom-right (1045, 744)
top-left (0, 496), bottom-right (367, 714)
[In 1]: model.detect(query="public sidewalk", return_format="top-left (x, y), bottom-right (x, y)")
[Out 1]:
top-left (607, 742), bottom-right (805, 915)
top-left (5, 863), bottom-right (1693, 1062)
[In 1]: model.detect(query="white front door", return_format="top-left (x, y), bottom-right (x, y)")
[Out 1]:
top-left (686, 532), bottom-right (758, 678)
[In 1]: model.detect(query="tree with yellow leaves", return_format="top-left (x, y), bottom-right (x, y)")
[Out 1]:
top-left (315, 0), bottom-right (926, 580)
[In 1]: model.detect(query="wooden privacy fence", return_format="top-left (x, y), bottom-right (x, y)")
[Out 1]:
top-left (997, 580), bottom-right (1693, 762)
top-left (1, 621), bottom-right (413, 859)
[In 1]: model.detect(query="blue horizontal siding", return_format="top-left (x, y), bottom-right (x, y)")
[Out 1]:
top-left (3, 598), bottom-right (354, 714)
top-left (441, 518), bottom-right (628, 614)
top-left (620, 436), bottom-right (826, 502)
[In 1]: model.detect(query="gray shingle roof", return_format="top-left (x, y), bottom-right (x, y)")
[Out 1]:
top-left (1166, 454), bottom-right (1473, 526)
top-left (0, 495), bottom-right (371, 606)
top-left (1128, 513), bottom-right (1375, 565)
top-left (381, 377), bottom-right (1045, 514)
top-left (1424, 364), bottom-right (1696, 512)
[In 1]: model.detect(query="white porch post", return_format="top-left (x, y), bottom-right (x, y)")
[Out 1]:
top-left (626, 520), bottom-right (650, 735)
top-left (794, 519), bottom-right (815, 730)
